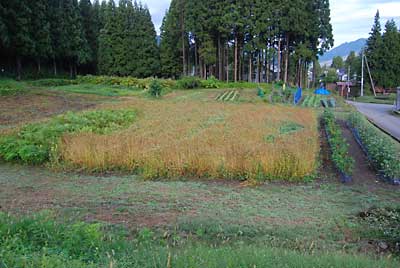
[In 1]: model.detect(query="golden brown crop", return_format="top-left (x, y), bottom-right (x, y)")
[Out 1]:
top-left (60, 98), bottom-right (319, 181)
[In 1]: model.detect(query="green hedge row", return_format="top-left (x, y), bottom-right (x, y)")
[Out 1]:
top-left (348, 112), bottom-right (400, 180)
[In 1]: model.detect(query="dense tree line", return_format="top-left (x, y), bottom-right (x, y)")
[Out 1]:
top-left (160, 0), bottom-right (334, 86)
top-left (365, 11), bottom-right (400, 89)
top-left (0, 0), bottom-right (159, 80)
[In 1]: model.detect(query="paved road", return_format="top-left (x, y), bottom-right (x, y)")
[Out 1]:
top-left (347, 101), bottom-right (400, 141)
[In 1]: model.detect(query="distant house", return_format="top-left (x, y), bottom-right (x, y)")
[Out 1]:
top-left (337, 68), bottom-right (348, 82)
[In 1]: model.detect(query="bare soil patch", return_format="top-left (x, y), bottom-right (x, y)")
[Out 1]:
top-left (0, 90), bottom-right (105, 127)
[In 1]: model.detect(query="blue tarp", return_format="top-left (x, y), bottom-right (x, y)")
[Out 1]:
top-left (314, 88), bottom-right (331, 95)
top-left (294, 87), bottom-right (302, 105)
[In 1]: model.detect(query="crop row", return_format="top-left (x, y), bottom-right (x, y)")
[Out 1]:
top-left (215, 90), bottom-right (240, 102)
top-left (302, 95), bottom-right (336, 108)
top-left (348, 112), bottom-right (400, 183)
top-left (322, 110), bottom-right (354, 182)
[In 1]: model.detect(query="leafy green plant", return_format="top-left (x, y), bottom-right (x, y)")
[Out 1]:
top-left (200, 76), bottom-right (219, 89)
top-left (323, 110), bottom-right (354, 176)
top-left (29, 78), bottom-right (78, 87)
top-left (0, 109), bottom-right (136, 164)
top-left (348, 112), bottom-right (400, 179)
top-left (176, 76), bottom-right (202, 89)
top-left (149, 79), bottom-right (163, 97)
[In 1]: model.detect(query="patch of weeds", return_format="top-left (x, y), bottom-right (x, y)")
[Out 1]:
top-left (177, 76), bottom-right (202, 89)
top-left (0, 109), bottom-right (136, 164)
top-left (359, 207), bottom-right (400, 254)
top-left (0, 79), bottom-right (25, 96)
top-left (279, 121), bottom-right (305, 135)
top-left (0, 211), bottom-right (104, 267)
top-left (148, 79), bottom-right (163, 97)
top-left (29, 78), bottom-right (78, 87)
top-left (2, 212), bottom-right (398, 268)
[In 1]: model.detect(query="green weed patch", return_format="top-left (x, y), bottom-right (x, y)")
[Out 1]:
top-left (1, 212), bottom-right (398, 268)
top-left (0, 109), bottom-right (136, 164)
top-left (0, 79), bottom-right (25, 96)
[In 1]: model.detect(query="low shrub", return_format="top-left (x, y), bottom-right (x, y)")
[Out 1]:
top-left (176, 76), bottom-right (202, 89)
top-left (149, 79), bottom-right (163, 97)
top-left (323, 110), bottom-right (354, 176)
top-left (200, 76), bottom-right (219, 89)
top-left (0, 109), bottom-right (136, 164)
top-left (348, 112), bottom-right (400, 180)
top-left (77, 75), bottom-right (177, 90)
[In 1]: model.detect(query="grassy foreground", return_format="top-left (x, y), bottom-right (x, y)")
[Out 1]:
top-left (1, 211), bottom-right (398, 268)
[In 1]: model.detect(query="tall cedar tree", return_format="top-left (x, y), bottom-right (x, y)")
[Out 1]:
top-left (380, 20), bottom-right (400, 88)
top-left (365, 10), bottom-right (383, 85)
top-left (160, 0), bottom-right (334, 84)
top-left (30, 0), bottom-right (52, 73)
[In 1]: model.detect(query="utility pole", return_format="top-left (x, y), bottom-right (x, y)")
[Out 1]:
top-left (347, 65), bottom-right (351, 99)
top-left (364, 54), bottom-right (377, 97)
top-left (361, 50), bottom-right (364, 97)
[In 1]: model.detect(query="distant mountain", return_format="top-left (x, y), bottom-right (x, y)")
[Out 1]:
top-left (319, 38), bottom-right (367, 65)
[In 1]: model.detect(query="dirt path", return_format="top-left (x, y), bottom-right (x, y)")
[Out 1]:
top-left (338, 121), bottom-right (383, 187)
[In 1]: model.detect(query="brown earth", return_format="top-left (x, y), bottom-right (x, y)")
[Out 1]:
top-left (0, 90), bottom-right (105, 127)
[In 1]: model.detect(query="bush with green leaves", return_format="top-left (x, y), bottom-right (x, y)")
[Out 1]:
top-left (77, 75), bottom-right (177, 90)
top-left (348, 112), bottom-right (400, 180)
top-left (176, 76), bottom-right (201, 89)
top-left (323, 110), bottom-right (354, 176)
top-left (29, 78), bottom-right (78, 87)
top-left (0, 109), bottom-right (136, 164)
top-left (149, 79), bottom-right (163, 97)
top-left (200, 76), bottom-right (219, 89)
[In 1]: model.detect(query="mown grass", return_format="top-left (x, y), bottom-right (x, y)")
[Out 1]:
top-left (60, 99), bottom-right (319, 181)
top-left (355, 94), bottom-right (396, 105)
top-left (49, 84), bottom-right (141, 97)
top-left (1, 211), bottom-right (399, 268)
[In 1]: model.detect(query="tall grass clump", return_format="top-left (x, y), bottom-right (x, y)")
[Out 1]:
top-left (60, 100), bottom-right (319, 182)
top-left (0, 109), bottom-right (136, 164)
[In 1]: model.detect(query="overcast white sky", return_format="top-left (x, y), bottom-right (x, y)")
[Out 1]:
top-left (140, 0), bottom-right (400, 49)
